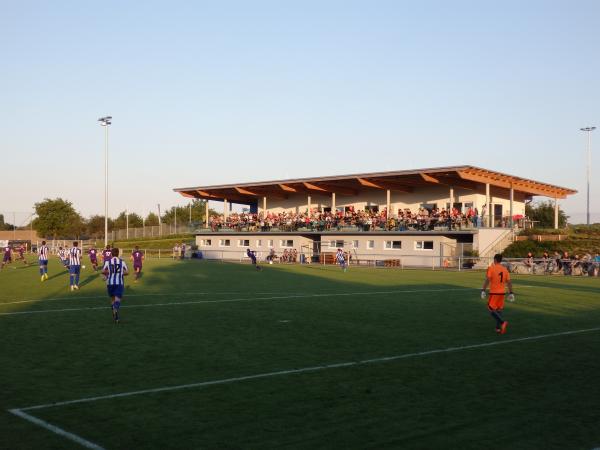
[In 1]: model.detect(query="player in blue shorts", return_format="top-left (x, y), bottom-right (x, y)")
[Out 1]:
top-left (57, 247), bottom-right (69, 268)
top-left (336, 248), bottom-right (347, 272)
top-left (38, 241), bottom-right (49, 281)
top-left (246, 248), bottom-right (262, 270)
top-left (68, 241), bottom-right (82, 291)
top-left (102, 248), bottom-right (129, 323)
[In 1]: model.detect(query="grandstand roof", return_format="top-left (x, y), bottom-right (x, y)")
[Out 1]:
top-left (174, 165), bottom-right (577, 203)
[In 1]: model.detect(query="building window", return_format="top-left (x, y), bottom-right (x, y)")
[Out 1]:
top-left (219, 239), bottom-right (231, 247)
top-left (268, 240), bottom-right (274, 248)
top-left (238, 239), bottom-right (250, 247)
top-left (328, 240), bottom-right (344, 248)
top-left (367, 240), bottom-right (375, 249)
top-left (365, 205), bottom-right (379, 213)
top-left (384, 240), bottom-right (402, 250)
top-left (415, 240), bottom-right (434, 250)
top-left (199, 239), bottom-right (212, 246)
top-left (256, 239), bottom-right (262, 247)
top-left (280, 239), bottom-right (294, 248)
top-left (352, 240), bottom-right (359, 249)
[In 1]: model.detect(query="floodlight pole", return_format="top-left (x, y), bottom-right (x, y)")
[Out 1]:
top-left (99, 116), bottom-right (112, 246)
top-left (581, 127), bottom-right (596, 225)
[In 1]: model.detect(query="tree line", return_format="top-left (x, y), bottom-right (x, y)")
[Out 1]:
top-left (32, 198), bottom-right (215, 239)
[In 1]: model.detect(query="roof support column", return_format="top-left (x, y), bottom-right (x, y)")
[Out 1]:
top-left (307, 195), bottom-right (311, 214)
top-left (386, 189), bottom-right (391, 219)
top-left (205, 200), bottom-right (209, 228)
top-left (331, 192), bottom-right (336, 213)
top-left (449, 186), bottom-right (454, 210)
top-left (554, 198), bottom-right (559, 229)
top-left (509, 185), bottom-right (514, 228)
top-left (262, 196), bottom-right (267, 216)
top-left (485, 183), bottom-right (491, 227)
top-left (223, 199), bottom-right (228, 219)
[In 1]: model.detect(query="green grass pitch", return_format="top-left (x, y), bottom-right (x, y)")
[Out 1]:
top-left (1, 258), bottom-right (599, 449)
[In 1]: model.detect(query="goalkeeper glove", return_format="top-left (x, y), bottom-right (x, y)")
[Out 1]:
top-left (508, 293), bottom-right (515, 302)
top-left (480, 290), bottom-right (487, 299)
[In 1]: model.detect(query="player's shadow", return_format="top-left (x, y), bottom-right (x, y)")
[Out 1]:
top-left (46, 270), bottom-right (69, 281)
top-left (79, 272), bottom-right (101, 288)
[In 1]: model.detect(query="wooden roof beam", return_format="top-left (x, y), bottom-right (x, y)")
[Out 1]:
top-left (457, 171), bottom-right (567, 199)
top-left (303, 182), bottom-right (329, 192)
top-left (363, 178), bottom-right (414, 192)
top-left (420, 173), bottom-right (440, 184)
top-left (179, 191), bottom-right (198, 198)
top-left (309, 183), bottom-right (357, 196)
top-left (278, 183), bottom-right (297, 192)
top-left (240, 187), bottom-right (287, 199)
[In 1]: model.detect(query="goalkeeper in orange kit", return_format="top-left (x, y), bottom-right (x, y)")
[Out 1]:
top-left (481, 254), bottom-right (515, 334)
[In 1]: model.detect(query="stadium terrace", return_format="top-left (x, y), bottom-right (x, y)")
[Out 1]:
top-left (174, 165), bottom-right (576, 266)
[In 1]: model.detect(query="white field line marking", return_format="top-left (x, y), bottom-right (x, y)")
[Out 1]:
top-left (0, 291), bottom-right (300, 306)
top-left (8, 408), bottom-right (105, 450)
top-left (0, 288), bottom-right (474, 316)
top-left (16, 326), bottom-right (600, 412)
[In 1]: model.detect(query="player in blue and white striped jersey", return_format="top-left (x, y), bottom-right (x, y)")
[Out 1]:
top-left (38, 241), bottom-right (49, 281)
top-left (336, 248), bottom-right (347, 272)
top-left (57, 247), bottom-right (69, 267)
top-left (102, 248), bottom-right (129, 323)
top-left (68, 241), bottom-right (82, 291)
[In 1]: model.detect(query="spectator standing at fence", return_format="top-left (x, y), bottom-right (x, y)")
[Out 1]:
top-left (180, 243), bottom-right (186, 259)
top-left (553, 251), bottom-right (562, 271)
top-left (481, 253), bottom-right (514, 334)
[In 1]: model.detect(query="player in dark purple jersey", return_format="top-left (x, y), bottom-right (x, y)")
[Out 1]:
top-left (15, 245), bottom-right (28, 265)
top-left (246, 248), bottom-right (262, 271)
top-left (130, 246), bottom-right (144, 281)
top-left (1, 245), bottom-right (12, 269)
top-left (88, 247), bottom-right (99, 271)
top-left (102, 245), bottom-right (112, 264)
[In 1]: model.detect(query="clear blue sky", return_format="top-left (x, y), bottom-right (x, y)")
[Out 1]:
top-left (2, 0), bottom-right (599, 223)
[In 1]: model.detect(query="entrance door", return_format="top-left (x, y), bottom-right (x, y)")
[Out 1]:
top-left (493, 204), bottom-right (503, 227)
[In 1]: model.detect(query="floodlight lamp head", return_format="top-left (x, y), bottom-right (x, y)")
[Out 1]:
top-left (580, 127), bottom-right (596, 132)
top-left (98, 116), bottom-right (112, 126)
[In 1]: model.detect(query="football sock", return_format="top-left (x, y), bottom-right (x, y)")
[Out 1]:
top-left (39, 267), bottom-right (43, 275)
top-left (113, 300), bottom-right (121, 320)
top-left (490, 310), bottom-right (503, 328)
top-left (70, 275), bottom-right (74, 286)
top-left (75, 273), bottom-right (80, 285)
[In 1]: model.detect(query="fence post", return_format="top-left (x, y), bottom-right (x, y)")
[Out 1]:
top-left (159, 249), bottom-right (161, 259)
top-left (432, 256), bottom-right (435, 270)
top-left (458, 256), bottom-right (461, 271)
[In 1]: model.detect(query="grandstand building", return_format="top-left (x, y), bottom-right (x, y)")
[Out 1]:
top-left (174, 166), bottom-right (576, 266)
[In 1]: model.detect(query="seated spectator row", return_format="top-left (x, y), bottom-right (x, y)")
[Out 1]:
top-left (208, 206), bottom-right (517, 232)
